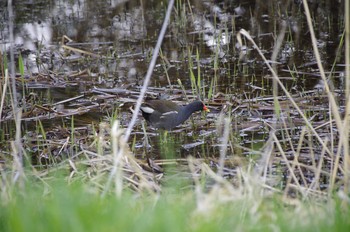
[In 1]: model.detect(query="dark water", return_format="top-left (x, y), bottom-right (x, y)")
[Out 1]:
top-left (0, 0), bottom-right (346, 160)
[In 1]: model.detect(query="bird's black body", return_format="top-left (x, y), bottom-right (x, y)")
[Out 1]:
top-left (140, 100), bottom-right (209, 130)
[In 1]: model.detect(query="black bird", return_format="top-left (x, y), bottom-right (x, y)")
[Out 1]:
top-left (140, 100), bottom-right (210, 130)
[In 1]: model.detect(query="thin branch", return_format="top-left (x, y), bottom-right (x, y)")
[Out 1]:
top-left (123, 0), bottom-right (175, 142)
top-left (8, 0), bottom-right (23, 166)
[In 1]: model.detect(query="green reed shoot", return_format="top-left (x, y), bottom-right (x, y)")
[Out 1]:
top-left (187, 46), bottom-right (198, 96)
top-left (159, 48), bottom-right (172, 88)
top-left (18, 53), bottom-right (27, 98)
top-left (36, 119), bottom-right (56, 165)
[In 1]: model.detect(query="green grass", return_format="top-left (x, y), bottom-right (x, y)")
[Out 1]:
top-left (0, 177), bottom-right (349, 232)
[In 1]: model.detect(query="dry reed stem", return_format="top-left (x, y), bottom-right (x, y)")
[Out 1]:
top-left (124, 0), bottom-right (175, 141)
top-left (8, 0), bottom-right (17, 109)
top-left (307, 142), bottom-right (327, 193)
top-left (237, 29), bottom-right (333, 160)
top-left (238, 11), bottom-right (349, 197)
top-left (0, 69), bottom-right (9, 120)
top-left (302, 0), bottom-right (349, 194)
top-left (110, 121), bottom-right (160, 194)
top-left (271, 133), bottom-right (304, 197)
top-left (187, 156), bottom-right (204, 212)
top-left (217, 116), bottom-right (230, 177)
top-left (10, 109), bottom-right (25, 188)
top-left (257, 130), bottom-right (274, 183)
top-left (61, 44), bottom-right (102, 58)
top-left (344, 0), bottom-right (350, 196)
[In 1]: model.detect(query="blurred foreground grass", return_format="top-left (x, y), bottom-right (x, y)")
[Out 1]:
top-left (0, 176), bottom-right (349, 232)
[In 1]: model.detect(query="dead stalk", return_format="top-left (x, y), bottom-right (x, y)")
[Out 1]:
top-left (124, 0), bottom-right (175, 141)
top-left (217, 116), bottom-right (230, 177)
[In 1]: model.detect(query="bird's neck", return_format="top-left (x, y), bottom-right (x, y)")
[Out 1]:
top-left (181, 102), bottom-right (200, 118)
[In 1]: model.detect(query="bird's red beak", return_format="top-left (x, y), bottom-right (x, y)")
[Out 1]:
top-left (203, 105), bottom-right (210, 112)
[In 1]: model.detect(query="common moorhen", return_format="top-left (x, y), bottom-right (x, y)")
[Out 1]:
top-left (140, 100), bottom-right (210, 130)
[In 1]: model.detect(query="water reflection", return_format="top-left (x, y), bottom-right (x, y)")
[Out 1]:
top-left (1, 1), bottom-right (344, 84)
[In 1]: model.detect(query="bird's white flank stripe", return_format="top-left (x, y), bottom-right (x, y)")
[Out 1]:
top-left (160, 111), bottom-right (178, 118)
top-left (140, 106), bottom-right (154, 113)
